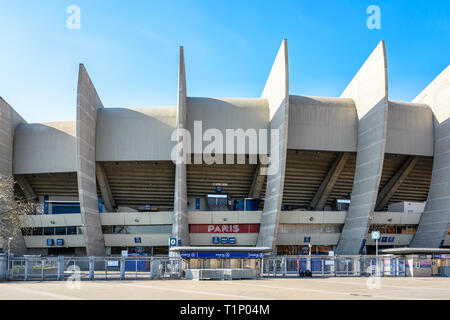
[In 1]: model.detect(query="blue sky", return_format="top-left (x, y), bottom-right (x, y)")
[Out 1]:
top-left (0, 0), bottom-right (449, 123)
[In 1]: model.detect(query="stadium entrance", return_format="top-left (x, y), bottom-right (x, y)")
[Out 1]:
top-left (169, 246), bottom-right (272, 280)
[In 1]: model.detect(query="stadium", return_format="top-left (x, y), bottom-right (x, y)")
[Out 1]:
top-left (1, 39), bottom-right (449, 260)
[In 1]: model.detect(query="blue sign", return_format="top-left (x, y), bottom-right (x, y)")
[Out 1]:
top-left (304, 237), bottom-right (311, 243)
top-left (220, 237), bottom-right (228, 244)
top-left (180, 252), bottom-right (264, 259)
top-left (228, 237), bottom-right (236, 244)
top-left (388, 236), bottom-right (395, 243)
top-left (212, 237), bottom-right (220, 244)
top-left (134, 237), bottom-right (142, 244)
top-left (44, 195), bottom-right (49, 214)
top-left (56, 239), bottom-right (64, 246)
top-left (169, 237), bottom-right (177, 246)
top-left (98, 197), bottom-right (103, 213)
top-left (46, 239), bottom-right (54, 246)
top-left (381, 237), bottom-right (388, 243)
top-left (195, 198), bottom-right (200, 210)
top-left (371, 231), bottom-right (381, 240)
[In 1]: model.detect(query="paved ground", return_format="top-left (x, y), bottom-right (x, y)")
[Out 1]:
top-left (0, 277), bottom-right (449, 300)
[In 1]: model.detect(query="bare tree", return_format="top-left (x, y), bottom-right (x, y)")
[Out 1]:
top-left (0, 175), bottom-right (36, 244)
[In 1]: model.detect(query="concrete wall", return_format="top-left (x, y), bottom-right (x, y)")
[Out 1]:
top-left (24, 235), bottom-right (85, 248)
top-left (190, 233), bottom-right (258, 246)
top-left (104, 234), bottom-right (170, 247)
top-left (277, 233), bottom-right (341, 246)
top-left (96, 106), bottom-right (176, 161)
top-left (76, 64), bottom-right (105, 256)
top-left (13, 121), bottom-right (76, 174)
top-left (186, 97), bottom-right (269, 154)
top-left (385, 101), bottom-right (433, 156)
top-left (336, 41), bottom-right (389, 255)
top-left (257, 39), bottom-right (289, 253)
top-left (288, 95), bottom-right (357, 152)
top-left (172, 46), bottom-right (190, 248)
top-left (0, 97), bottom-right (28, 254)
top-left (0, 98), bottom-right (25, 175)
top-left (411, 66), bottom-right (450, 248)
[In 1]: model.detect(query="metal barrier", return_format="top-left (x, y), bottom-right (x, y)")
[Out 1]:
top-left (261, 256), bottom-right (409, 278)
top-left (6, 255), bottom-right (447, 281)
top-left (7, 256), bottom-right (182, 281)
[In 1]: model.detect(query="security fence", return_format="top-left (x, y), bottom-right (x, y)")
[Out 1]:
top-left (3, 254), bottom-right (449, 281)
top-left (261, 256), bottom-right (407, 277)
top-left (7, 256), bottom-right (182, 281)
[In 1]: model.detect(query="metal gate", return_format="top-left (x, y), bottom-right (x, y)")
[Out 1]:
top-left (8, 256), bottom-right (182, 281)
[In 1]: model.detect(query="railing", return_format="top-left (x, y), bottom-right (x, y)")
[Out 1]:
top-left (4, 254), bottom-right (448, 281)
top-left (261, 256), bottom-right (408, 277)
top-left (7, 256), bottom-right (182, 281)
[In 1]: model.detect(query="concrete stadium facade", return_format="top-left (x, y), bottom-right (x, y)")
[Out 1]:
top-left (1, 40), bottom-right (449, 256)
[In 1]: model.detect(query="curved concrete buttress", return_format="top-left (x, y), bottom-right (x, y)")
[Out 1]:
top-left (410, 66), bottom-right (450, 248)
top-left (336, 41), bottom-right (389, 255)
top-left (256, 39), bottom-right (289, 254)
top-left (76, 64), bottom-right (106, 256)
top-left (0, 97), bottom-right (27, 254)
top-left (172, 46), bottom-right (190, 249)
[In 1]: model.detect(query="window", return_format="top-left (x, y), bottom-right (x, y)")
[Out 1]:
top-left (67, 227), bottom-right (77, 235)
top-left (104, 225), bottom-right (172, 234)
top-left (43, 227), bottom-right (55, 236)
top-left (32, 227), bottom-right (43, 236)
top-left (21, 228), bottom-right (32, 236)
top-left (55, 227), bottom-right (66, 235)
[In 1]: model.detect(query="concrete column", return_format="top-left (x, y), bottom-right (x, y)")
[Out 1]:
top-left (310, 152), bottom-right (350, 210)
top-left (257, 40), bottom-right (289, 254)
top-left (95, 163), bottom-right (116, 212)
top-left (0, 97), bottom-right (27, 254)
top-left (336, 41), bottom-right (389, 255)
top-left (375, 156), bottom-right (419, 211)
top-left (410, 66), bottom-right (450, 248)
top-left (171, 46), bottom-right (190, 250)
top-left (248, 161), bottom-right (267, 198)
top-left (76, 64), bottom-right (105, 256)
top-left (15, 175), bottom-right (36, 200)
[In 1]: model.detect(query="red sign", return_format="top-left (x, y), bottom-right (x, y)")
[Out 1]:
top-left (189, 224), bottom-right (260, 233)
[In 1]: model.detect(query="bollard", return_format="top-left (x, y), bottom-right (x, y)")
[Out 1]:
top-left (89, 257), bottom-right (94, 280)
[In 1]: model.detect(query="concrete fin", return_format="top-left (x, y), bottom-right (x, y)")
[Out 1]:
top-left (257, 40), bottom-right (289, 254)
top-left (172, 46), bottom-right (190, 248)
top-left (76, 64), bottom-right (105, 256)
top-left (336, 41), bottom-right (389, 255)
top-left (411, 66), bottom-right (450, 248)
